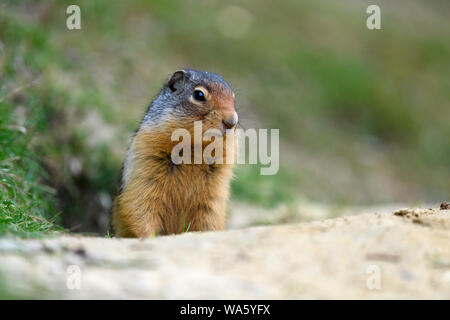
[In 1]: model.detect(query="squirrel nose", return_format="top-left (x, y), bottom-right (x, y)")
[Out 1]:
top-left (222, 112), bottom-right (238, 129)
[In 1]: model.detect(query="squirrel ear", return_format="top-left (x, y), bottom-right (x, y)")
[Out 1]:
top-left (168, 70), bottom-right (187, 92)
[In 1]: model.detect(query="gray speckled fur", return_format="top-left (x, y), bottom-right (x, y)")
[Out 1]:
top-left (141, 69), bottom-right (233, 127)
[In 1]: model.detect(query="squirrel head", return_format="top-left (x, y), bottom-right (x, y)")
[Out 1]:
top-left (142, 69), bottom-right (238, 133)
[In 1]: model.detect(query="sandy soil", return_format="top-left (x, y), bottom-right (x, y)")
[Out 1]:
top-left (0, 207), bottom-right (449, 299)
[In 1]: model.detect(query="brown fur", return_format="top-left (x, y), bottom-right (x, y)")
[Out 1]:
top-left (112, 111), bottom-right (237, 237)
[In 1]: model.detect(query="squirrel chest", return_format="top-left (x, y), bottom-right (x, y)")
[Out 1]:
top-left (113, 129), bottom-right (234, 237)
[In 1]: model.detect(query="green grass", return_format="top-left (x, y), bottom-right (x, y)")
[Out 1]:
top-left (181, 211), bottom-right (191, 233)
top-left (0, 106), bottom-right (59, 237)
top-left (232, 166), bottom-right (295, 208)
top-left (0, 4), bottom-right (121, 235)
top-left (0, 12), bottom-right (61, 237)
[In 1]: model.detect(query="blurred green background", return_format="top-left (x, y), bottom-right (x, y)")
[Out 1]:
top-left (0, 0), bottom-right (449, 236)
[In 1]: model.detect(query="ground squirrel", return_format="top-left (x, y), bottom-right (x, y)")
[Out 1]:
top-left (112, 69), bottom-right (238, 237)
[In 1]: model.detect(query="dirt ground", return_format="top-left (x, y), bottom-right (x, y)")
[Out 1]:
top-left (0, 207), bottom-right (449, 299)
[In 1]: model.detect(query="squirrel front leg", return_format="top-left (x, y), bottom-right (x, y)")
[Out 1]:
top-left (186, 201), bottom-right (227, 232)
top-left (112, 190), bottom-right (162, 238)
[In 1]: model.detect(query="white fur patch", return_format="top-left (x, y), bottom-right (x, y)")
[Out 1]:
top-left (122, 138), bottom-right (136, 188)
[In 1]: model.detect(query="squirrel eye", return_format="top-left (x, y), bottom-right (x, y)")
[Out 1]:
top-left (193, 90), bottom-right (206, 102)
